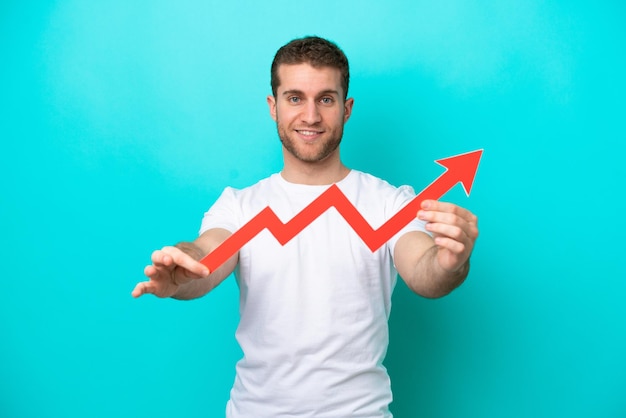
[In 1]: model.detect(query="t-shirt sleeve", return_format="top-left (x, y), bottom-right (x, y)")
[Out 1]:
top-left (199, 187), bottom-right (241, 236)
top-left (387, 185), bottom-right (430, 257)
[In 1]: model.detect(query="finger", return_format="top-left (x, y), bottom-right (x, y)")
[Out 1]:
top-left (425, 221), bottom-right (469, 245)
top-left (131, 281), bottom-right (155, 298)
top-left (179, 267), bottom-right (211, 280)
top-left (151, 249), bottom-right (175, 268)
top-left (144, 264), bottom-right (158, 278)
top-left (433, 235), bottom-right (467, 255)
top-left (418, 209), bottom-right (463, 227)
top-left (434, 239), bottom-right (470, 273)
top-left (418, 209), bottom-right (478, 240)
top-left (144, 263), bottom-right (175, 282)
top-left (161, 246), bottom-right (210, 277)
top-left (421, 200), bottom-right (478, 225)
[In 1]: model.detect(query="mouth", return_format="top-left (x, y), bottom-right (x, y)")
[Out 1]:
top-left (295, 129), bottom-right (324, 141)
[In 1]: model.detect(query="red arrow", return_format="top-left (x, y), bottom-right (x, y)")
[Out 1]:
top-left (200, 149), bottom-right (483, 272)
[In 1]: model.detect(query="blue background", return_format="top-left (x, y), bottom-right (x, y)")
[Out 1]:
top-left (2, 1), bottom-right (625, 417)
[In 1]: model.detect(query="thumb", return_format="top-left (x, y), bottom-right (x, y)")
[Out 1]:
top-left (131, 281), bottom-right (153, 298)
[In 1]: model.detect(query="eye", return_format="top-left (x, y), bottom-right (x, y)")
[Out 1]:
top-left (320, 97), bottom-right (334, 105)
top-left (288, 96), bottom-right (301, 104)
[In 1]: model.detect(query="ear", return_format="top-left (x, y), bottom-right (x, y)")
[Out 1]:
top-left (267, 95), bottom-right (277, 122)
top-left (343, 97), bottom-right (354, 123)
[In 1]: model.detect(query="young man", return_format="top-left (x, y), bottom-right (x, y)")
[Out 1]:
top-left (133, 36), bottom-right (478, 417)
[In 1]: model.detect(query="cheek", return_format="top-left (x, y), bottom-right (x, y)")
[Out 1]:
top-left (330, 111), bottom-right (346, 127)
top-left (275, 108), bottom-right (295, 125)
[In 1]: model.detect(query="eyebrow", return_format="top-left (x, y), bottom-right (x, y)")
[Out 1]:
top-left (282, 89), bottom-right (340, 97)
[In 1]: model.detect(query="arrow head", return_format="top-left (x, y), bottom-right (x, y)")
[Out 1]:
top-left (435, 149), bottom-right (483, 196)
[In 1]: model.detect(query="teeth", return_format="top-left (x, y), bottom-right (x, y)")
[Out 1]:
top-left (298, 130), bottom-right (319, 136)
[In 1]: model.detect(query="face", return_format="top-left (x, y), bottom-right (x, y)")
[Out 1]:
top-left (267, 63), bottom-right (354, 164)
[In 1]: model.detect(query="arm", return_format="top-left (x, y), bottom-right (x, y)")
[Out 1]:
top-left (132, 228), bottom-right (238, 300)
top-left (393, 200), bottom-right (478, 298)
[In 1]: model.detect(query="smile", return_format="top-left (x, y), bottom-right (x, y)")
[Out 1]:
top-left (296, 130), bottom-right (323, 137)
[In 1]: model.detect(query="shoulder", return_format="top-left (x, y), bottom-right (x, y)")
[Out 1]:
top-left (200, 174), bottom-right (279, 234)
top-left (215, 173), bottom-right (294, 220)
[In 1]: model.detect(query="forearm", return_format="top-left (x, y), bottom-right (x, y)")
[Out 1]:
top-left (406, 245), bottom-right (470, 299)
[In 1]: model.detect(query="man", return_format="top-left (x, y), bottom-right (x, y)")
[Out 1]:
top-left (133, 36), bottom-right (478, 417)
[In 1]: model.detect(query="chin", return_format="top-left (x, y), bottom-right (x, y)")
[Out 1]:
top-left (279, 130), bottom-right (342, 164)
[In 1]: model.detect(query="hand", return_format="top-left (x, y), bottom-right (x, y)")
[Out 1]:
top-left (132, 245), bottom-right (210, 298)
top-left (417, 200), bottom-right (479, 274)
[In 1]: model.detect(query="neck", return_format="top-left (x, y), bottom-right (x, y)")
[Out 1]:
top-left (280, 148), bottom-right (350, 185)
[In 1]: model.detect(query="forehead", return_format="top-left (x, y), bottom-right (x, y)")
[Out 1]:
top-left (276, 63), bottom-right (343, 95)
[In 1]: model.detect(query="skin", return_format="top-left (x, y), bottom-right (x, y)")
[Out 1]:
top-left (132, 62), bottom-right (478, 299)
top-left (267, 63), bottom-right (354, 185)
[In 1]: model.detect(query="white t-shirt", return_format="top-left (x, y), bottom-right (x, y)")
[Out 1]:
top-left (200, 170), bottom-right (427, 418)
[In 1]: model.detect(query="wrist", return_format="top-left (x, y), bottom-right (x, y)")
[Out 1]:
top-left (452, 257), bottom-right (470, 277)
top-left (174, 241), bottom-right (204, 260)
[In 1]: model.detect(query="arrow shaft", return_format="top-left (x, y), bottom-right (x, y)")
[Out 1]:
top-left (370, 170), bottom-right (458, 250)
top-left (199, 170), bottom-right (460, 272)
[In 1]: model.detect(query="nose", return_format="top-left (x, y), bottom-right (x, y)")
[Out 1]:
top-left (301, 101), bottom-right (322, 125)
